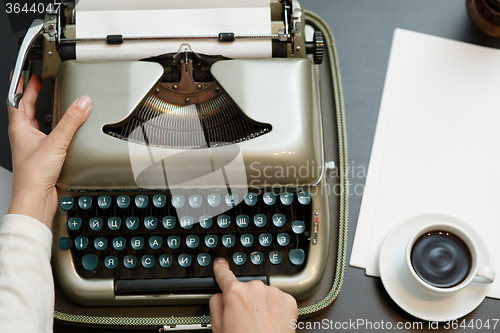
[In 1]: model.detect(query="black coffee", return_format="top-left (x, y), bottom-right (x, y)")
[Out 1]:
top-left (410, 231), bottom-right (472, 288)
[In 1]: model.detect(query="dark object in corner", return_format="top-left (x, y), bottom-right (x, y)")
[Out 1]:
top-left (467, 0), bottom-right (500, 37)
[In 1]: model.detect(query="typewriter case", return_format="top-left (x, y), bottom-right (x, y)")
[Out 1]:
top-left (8, 3), bottom-right (348, 329)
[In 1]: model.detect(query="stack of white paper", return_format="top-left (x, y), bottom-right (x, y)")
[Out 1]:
top-left (350, 28), bottom-right (500, 299)
top-left (75, 0), bottom-right (272, 60)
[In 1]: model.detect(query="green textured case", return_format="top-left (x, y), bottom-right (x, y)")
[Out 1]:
top-left (53, 11), bottom-right (348, 330)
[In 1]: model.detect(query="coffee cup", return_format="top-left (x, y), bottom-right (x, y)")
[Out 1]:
top-left (405, 222), bottom-right (495, 296)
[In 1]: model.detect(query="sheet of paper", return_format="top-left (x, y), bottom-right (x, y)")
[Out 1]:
top-left (350, 28), bottom-right (500, 299)
top-left (75, 0), bottom-right (272, 60)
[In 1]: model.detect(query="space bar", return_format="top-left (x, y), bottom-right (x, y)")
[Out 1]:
top-left (115, 276), bottom-right (268, 295)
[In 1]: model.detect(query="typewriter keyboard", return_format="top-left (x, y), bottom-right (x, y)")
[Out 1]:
top-left (59, 191), bottom-right (312, 289)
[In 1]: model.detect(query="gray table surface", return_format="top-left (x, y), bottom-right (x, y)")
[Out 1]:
top-left (1, 1), bottom-right (500, 332)
top-left (298, 1), bottom-right (500, 332)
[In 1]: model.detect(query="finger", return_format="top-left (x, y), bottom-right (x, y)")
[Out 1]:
top-left (6, 72), bottom-right (23, 118)
top-left (213, 257), bottom-right (238, 292)
top-left (208, 293), bottom-right (224, 333)
top-left (48, 95), bottom-right (91, 149)
top-left (22, 74), bottom-right (43, 120)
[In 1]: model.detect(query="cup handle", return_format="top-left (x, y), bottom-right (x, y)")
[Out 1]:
top-left (476, 264), bottom-right (495, 283)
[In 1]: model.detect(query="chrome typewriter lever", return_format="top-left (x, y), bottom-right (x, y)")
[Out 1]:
top-left (7, 19), bottom-right (45, 109)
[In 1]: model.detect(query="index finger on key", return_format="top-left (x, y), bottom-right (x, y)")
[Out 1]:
top-left (213, 257), bottom-right (238, 292)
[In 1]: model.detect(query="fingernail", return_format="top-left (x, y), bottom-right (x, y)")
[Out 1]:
top-left (76, 95), bottom-right (91, 110)
top-left (215, 257), bottom-right (227, 264)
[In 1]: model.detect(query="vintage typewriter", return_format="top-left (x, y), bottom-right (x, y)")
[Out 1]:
top-left (8, 0), bottom-right (331, 306)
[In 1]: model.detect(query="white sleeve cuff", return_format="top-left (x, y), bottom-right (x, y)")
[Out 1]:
top-left (0, 214), bottom-right (53, 258)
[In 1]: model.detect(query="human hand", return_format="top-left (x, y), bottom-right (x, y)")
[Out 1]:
top-left (209, 258), bottom-right (298, 333)
top-left (7, 74), bottom-right (91, 229)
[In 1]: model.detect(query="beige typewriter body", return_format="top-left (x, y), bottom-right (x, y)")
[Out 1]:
top-left (52, 58), bottom-right (330, 305)
top-left (8, 0), bottom-right (332, 306)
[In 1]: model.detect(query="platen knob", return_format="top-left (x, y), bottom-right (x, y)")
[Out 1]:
top-left (306, 30), bottom-right (324, 65)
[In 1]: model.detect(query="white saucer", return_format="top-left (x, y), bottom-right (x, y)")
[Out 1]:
top-left (379, 212), bottom-right (493, 322)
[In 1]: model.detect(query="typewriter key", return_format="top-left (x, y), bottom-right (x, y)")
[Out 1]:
top-left (97, 196), bottom-right (111, 209)
top-left (89, 217), bottom-right (103, 231)
top-left (108, 217), bottom-right (122, 231)
top-left (197, 254), bottom-right (211, 267)
top-left (123, 255), bottom-right (137, 269)
top-left (217, 215), bottom-right (231, 228)
top-left (180, 216), bottom-right (194, 230)
top-left (189, 195), bottom-right (202, 208)
top-left (141, 255), bottom-right (155, 269)
top-left (240, 234), bottom-right (254, 247)
top-left (233, 252), bottom-right (246, 265)
top-left (172, 195), bottom-right (185, 208)
top-left (277, 233), bottom-right (290, 246)
top-left (199, 215), bottom-right (213, 229)
top-left (205, 235), bottom-right (218, 248)
top-left (250, 252), bottom-right (264, 265)
top-left (291, 220), bottom-right (306, 234)
top-left (104, 256), bottom-right (118, 270)
top-left (269, 251), bottom-right (282, 265)
top-left (254, 214), bottom-right (267, 227)
top-left (159, 254), bottom-right (172, 268)
top-left (131, 237), bottom-right (144, 250)
top-left (60, 197), bottom-right (74, 211)
top-left (297, 191), bottom-right (311, 205)
top-left (186, 235), bottom-right (200, 249)
top-left (244, 193), bottom-right (258, 206)
top-left (78, 196), bottom-right (92, 210)
top-left (258, 233), bottom-right (272, 247)
top-left (272, 214), bottom-right (286, 227)
top-left (125, 217), bottom-right (139, 230)
top-left (167, 236), bottom-right (181, 250)
top-left (94, 237), bottom-right (108, 251)
top-left (236, 215), bottom-right (250, 228)
top-left (74, 236), bottom-right (88, 250)
top-left (222, 234), bottom-right (235, 248)
top-left (135, 195), bottom-right (148, 209)
top-left (263, 192), bottom-right (276, 205)
top-left (116, 195), bottom-right (130, 209)
top-left (68, 217), bottom-right (82, 231)
top-left (82, 254), bottom-right (98, 271)
top-left (280, 192), bottom-right (293, 205)
top-left (152, 194), bottom-right (166, 208)
top-left (208, 193), bottom-right (221, 207)
top-left (225, 193), bottom-right (239, 207)
top-left (144, 216), bottom-right (158, 230)
top-left (162, 216), bottom-right (176, 230)
top-left (112, 237), bottom-right (126, 251)
top-left (149, 236), bottom-right (162, 250)
top-left (178, 254), bottom-right (192, 268)
top-left (289, 249), bottom-right (306, 266)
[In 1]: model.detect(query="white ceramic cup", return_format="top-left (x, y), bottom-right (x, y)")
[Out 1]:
top-left (406, 222), bottom-right (495, 296)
